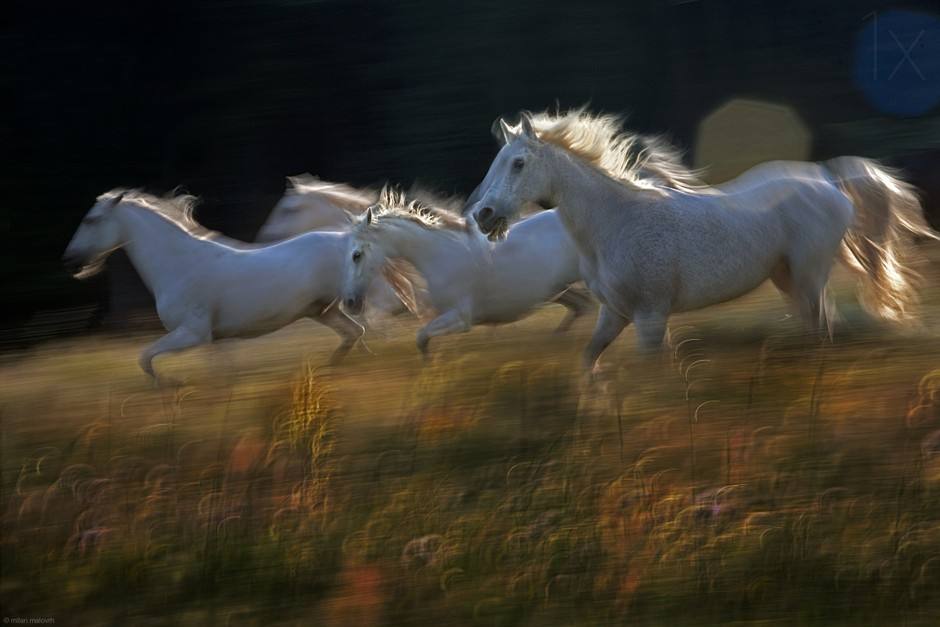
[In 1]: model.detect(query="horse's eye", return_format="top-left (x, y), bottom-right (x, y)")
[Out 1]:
top-left (352, 250), bottom-right (363, 263)
top-left (83, 216), bottom-right (100, 225)
top-left (512, 158), bottom-right (525, 172)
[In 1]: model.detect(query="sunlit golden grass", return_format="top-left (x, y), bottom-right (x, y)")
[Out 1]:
top-left (3, 260), bottom-right (940, 625)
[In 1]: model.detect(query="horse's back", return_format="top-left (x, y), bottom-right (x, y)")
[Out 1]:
top-left (200, 232), bottom-right (346, 336)
top-left (213, 231), bottom-right (345, 290)
top-left (607, 173), bottom-right (848, 312)
top-left (718, 160), bottom-right (832, 192)
top-left (695, 163), bottom-right (854, 235)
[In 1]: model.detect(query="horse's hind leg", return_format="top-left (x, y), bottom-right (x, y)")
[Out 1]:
top-left (795, 282), bottom-right (837, 337)
top-left (772, 257), bottom-right (835, 334)
top-left (311, 306), bottom-right (365, 365)
top-left (633, 309), bottom-right (669, 353)
top-left (553, 285), bottom-right (594, 333)
top-left (771, 259), bottom-right (808, 323)
top-left (789, 256), bottom-right (838, 337)
top-left (770, 259), bottom-right (793, 297)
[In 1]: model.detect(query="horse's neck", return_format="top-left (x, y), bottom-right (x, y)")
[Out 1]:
top-left (117, 205), bottom-right (218, 295)
top-left (379, 222), bottom-right (467, 283)
top-left (303, 196), bottom-right (354, 230)
top-left (547, 147), bottom-right (643, 249)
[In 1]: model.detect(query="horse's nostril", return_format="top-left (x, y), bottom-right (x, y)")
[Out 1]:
top-left (478, 206), bottom-right (494, 222)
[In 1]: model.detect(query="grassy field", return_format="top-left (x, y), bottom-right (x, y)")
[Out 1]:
top-left (3, 264), bottom-right (940, 626)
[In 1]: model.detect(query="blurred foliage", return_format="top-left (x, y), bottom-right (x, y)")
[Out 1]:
top-left (3, 272), bottom-right (940, 624)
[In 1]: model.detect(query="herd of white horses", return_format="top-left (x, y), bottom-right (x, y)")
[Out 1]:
top-left (62, 108), bottom-right (938, 381)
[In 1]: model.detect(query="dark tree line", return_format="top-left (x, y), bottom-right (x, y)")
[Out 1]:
top-left (4, 0), bottom-right (938, 331)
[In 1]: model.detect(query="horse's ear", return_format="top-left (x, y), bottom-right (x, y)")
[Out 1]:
top-left (365, 206), bottom-right (374, 225)
top-left (286, 173), bottom-right (317, 190)
top-left (519, 113), bottom-right (536, 140)
top-left (109, 192), bottom-right (125, 207)
top-left (492, 117), bottom-right (515, 145)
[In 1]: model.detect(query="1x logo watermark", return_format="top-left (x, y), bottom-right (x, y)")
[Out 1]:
top-left (854, 10), bottom-right (940, 117)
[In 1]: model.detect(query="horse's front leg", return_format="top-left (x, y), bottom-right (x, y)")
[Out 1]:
top-left (416, 309), bottom-right (471, 357)
top-left (553, 285), bottom-right (594, 333)
top-left (311, 305), bottom-right (365, 365)
top-left (583, 304), bottom-right (630, 373)
top-left (139, 324), bottom-right (211, 381)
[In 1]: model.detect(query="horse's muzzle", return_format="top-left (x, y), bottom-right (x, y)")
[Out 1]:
top-left (474, 206), bottom-right (496, 232)
top-left (474, 207), bottom-right (509, 240)
top-left (62, 253), bottom-right (84, 276)
top-left (344, 296), bottom-right (364, 315)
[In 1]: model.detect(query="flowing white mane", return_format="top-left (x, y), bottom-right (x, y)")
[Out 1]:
top-left (101, 188), bottom-right (215, 235)
top-left (521, 108), bottom-right (703, 192)
top-left (286, 174), bottom-right (466, 217)
top-left (103, 188), bottom-right (256, 248)
top-left (357, 187), bottom-right (468, 233)
top-left (407, 185), bottom-right (467, 216)
top-left (286, 174), bottom-right (377, 212)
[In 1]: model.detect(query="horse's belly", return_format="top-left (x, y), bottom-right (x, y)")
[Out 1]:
top-left (473, 300), bottom-right (540, 324)
top-left (674, 257), bottom-right (778, 312)
top-left (213, 311), bottom-right (302, 339)
top-left (474, 277), bottom-right (568, 323)
top-left (212, 294), bottom-right (320, 338)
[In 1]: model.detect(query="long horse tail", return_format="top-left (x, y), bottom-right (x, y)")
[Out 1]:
top-left (824, 156), bottom-right (938, 323)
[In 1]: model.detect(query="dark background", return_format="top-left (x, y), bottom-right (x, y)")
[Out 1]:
top-left (4, 0), bottom-right (939, 337)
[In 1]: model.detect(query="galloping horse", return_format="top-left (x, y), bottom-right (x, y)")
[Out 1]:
top-left (471, 108), bottom-right (937, 370)
top-left (256, 175), bottom-right (414, 317)
top-left (341, 187), bottom-right (592, 355)
top-left (63, 189), bottom-right (368, 378)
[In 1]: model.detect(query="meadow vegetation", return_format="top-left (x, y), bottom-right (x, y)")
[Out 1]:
top-left (3, 271), bottom-right (940, 625)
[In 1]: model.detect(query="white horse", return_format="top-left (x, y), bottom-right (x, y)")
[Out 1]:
top-left (255, 175), bottom-right (414, 317)
top-left (258, 174), bottom-right (466, 241)
top-left (461, 118), bottom-right (703, 221)
top-left (62, 189), bottom-right (368, 378)
top-left (341, 187), bottom-right (592, 355)
top-left (256, 175), bottom-right (373, 241)
top-left (472, 108), bottom-right (937, 370)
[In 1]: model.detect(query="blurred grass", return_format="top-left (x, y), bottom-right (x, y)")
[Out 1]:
top-left (3, 261), bottom-right (940, 625)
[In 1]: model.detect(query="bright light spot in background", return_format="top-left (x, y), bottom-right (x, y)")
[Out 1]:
top-left (694, 98), bottom-right (812, 183)
top-left (854, 10), bottom-right (940, 118)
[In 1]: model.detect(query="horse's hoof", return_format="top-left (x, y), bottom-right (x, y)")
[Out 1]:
top-left (417, 347), bottom-right (436, 366)
top-left (416, 339), bottom-right (430, 359)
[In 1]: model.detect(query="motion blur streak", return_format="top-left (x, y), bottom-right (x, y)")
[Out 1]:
top-left (3, 262), bottom-right (940, 624)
